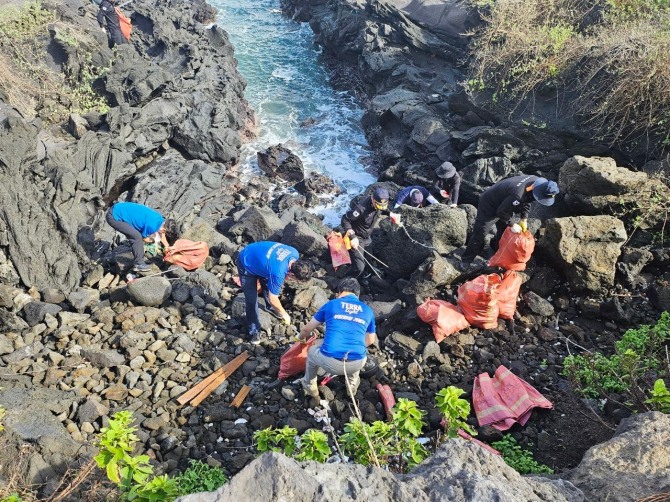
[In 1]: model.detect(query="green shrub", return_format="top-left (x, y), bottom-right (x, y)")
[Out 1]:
top-left (492, 435), bottom-right (554, 475)
top-left (174, 460), bottom-right (228, 496)
top-left (646, 379), bottom-right (670, 413)
top-left (0, 495), bottom-right (23, 502)
top-left (435, 386), bottom-right (476, 438)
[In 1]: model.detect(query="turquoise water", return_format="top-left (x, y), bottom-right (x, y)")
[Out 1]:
top-left (212, 0), bottom-right (375, 225)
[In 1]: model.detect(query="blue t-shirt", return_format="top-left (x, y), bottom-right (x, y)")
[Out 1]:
top-left (238, 241), bottom-right (299, 295)
top-left (316, 294), bottom-right (376, 361)
top-left (112, 202), bottom-right (164, 238)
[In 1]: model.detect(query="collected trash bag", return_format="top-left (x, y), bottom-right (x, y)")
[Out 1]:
top-left (115, 7), bottom-right (132, 41)
top-left (489, 227), bottom-right (535, 271)
top-left (497, 270), bottom-right (523, 320)
top-left (278, 336), bottom-right (316, 380)
top-left (327, 232), bottom-right (351, 270)
top-left (417, 299), bottom-right (470, 343)
top-left (457, 274), bottom-right (501, 329)
top-left (376, 383), bottom-right (396, 420)
top-left (164, 239), bottom-right (209, 270)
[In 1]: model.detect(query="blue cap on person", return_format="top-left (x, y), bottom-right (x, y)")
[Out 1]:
top-left (532, 178), bottom-right (560, 206)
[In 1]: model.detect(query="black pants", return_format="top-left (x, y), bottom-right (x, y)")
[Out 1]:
top-left (461, 211), bottom-right (507, 263)
top-left (348, 238), bottom-right (372, 277)
top-left (108, 26), bottom-right (127, 48)
top-left (106, 208), bottom-right (145, 266)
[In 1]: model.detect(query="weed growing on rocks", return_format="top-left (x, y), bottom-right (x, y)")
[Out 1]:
top-left (173, 460), bottom-right (228, 495)
top-left (492, 435), bottom-right (554, 475)
top-left (435, 386), bottom-right (476, 438)
top-left (646, 379), bottom-right (670, 413)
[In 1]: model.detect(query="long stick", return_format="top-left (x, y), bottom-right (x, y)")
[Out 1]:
top-left (177, 351), bottom-right (248, 405)
top-left (230, 385), bottom-right (252, 408)
top-left (361, 248), bottom-right (389, 268)
top-left (190, 352), bottom-right (249, 407)
top-left (355, 249), bottom-right (381, 279)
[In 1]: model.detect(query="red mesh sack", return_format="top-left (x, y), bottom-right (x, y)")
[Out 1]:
top-left (164, 239), bottom-right (209, 271)
top-left (417, 299), bottom-right (470, 342)
top-left (327, 232), bottom-right (351, 269)
top-left (115, 7), bottom-right (132, 41)
top-left (457, 274), bottom-right (501, 329)
top-left (489, 227), bottom-right (535, 271)
top-left (278, 336), bottom-right (316, 380)
top-left (497, 270), bottom-right (523, 320)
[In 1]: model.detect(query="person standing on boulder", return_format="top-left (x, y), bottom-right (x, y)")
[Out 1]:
top-left (341, 187), bottom-right (390, 278)
top-left (432, 161), bottom-right (461, 208)
top-left (106, 202), bottom-right (176, 272)
top-left (298, 277), bottom-right (377, 399)
top-left (459, 175), bottom-right (559, 270)
top-left (236, 241), bottom-right (314, 345)
top-left (97, 0), bottom-right (127, 48)
top-left (389, 186), bottom-right (439, 225)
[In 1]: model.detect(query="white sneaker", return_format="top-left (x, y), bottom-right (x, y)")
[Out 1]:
top-left (301, 379), bottom-right (319, 398)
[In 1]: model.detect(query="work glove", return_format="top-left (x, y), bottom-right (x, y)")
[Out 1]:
top-left (450, 204), bottom-right (457, 208)
top-left (282, 313), bottom-right (291, 326)
top-left (389, 212), bottom-right (401, 225)
top-left (350, 237), bottom-right (360, 249)
top-left (440, 190), bottom-right (449, 199)
top-left (510, 223), bottom-right (522, 234)
top-left (519, 219), bottom-right (528, 232)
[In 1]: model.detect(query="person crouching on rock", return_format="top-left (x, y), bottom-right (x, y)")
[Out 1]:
top-left (97, 0), bottom-right (127, 48)
top-left (459, 175), bottom-right (559, 271)
top-left (236, 241), bottom-right (314, 345)
top-left (298, 277), bottom-right (377, 399)
top-left (106, 202), bottom-right (176, 273)
top-left (341, 187), bottom-right (390, 278)
top-left (432, 161), bottom-right (461, 208)
top-left (388, 185), bottom-right (439, 225)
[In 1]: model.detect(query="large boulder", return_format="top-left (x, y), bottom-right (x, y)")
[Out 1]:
top-left (22, 301), bottom-right (63, 327)
top-left (126, 276), bottom-right (172, 306)
top-left (281, 221), bottom-right (328, 258)
top-left (228, 206), bottom-right (283, 242)
top-left (538, 216), bottom-right (626, 292)
top-left (566, 412), bottom-right (670, 502)
top-left (257, 144), bottom-right (305, 182)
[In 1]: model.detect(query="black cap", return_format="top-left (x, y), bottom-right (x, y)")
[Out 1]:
top-left (410, 189), bottom-right (424, 205)
top-left (436, 162), bottom-right (456, 179)
top-left (372, 187), bottom-right (389, 202)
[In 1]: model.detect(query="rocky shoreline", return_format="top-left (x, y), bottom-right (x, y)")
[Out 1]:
top-left (0, 0), bottom-right (669, 501)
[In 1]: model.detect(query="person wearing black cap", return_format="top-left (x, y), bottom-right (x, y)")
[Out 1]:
top-left (341, 187), bottom-right (390, 277)
top-left (97, 0), bottom-right (127, 48)
top-left (433, 161), bottom-right (461, 208)
top-left (459, 174), bottom-right (559, 269)
top-left (388, 186), bottom-right (438, 225)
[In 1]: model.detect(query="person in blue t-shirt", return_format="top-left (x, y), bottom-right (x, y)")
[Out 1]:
top-left (236, 241), bottom-right (314, 345)
top-left (106, 202), bottom-right (177, 272)
top-left (298, 277), bottom-right (377, 399)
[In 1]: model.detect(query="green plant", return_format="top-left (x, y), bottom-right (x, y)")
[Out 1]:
top-left (492, 435), bottom-right (554, 474)
top-left (295, 429), bottom-right (331, 463)
top-left (173, 460), bottom-right (228, 496)
top-left (435, 386), bottom-right (476, 438)
top-left (646, 379), bottom-right (670, 413)
top-left (254, 426), bottom-right (298, 456)
top-left (0, 495), bottom-right (23, 502)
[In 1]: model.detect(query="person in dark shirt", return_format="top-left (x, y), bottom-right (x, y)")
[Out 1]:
top-left (432, 161), bottom-right (461, 208)
top-left (460, 175), bottom-right (559, 268)
top-left (389, 186), bottom-right (438, 225)
top-left (341, 187), bottom-right (389, 278)
top-left (298, 277), bottom-right (377, 398)
top-left (97, 0), bottom-right (127, 48)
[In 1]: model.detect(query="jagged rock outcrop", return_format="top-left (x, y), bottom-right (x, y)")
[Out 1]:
top-left (257, 144), bottom-right (305, 182)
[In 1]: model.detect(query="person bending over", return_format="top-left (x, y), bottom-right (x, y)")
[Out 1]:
top-left (432, 161), bottom-right (461, 208)
top-left (389, 185), bottom-right (438, 225)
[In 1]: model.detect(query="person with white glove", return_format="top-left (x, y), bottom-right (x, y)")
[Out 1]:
top-left (433, 162), bottom-right (461, 207)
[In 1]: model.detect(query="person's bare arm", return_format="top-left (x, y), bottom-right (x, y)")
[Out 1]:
top-left (299, 318), bottom-right (322, 341)
top-left (365, 332), bottom-right (377, 346)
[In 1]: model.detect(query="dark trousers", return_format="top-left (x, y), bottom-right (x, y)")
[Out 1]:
top-left (461, 211), bottom-right (507, 262)
top-left (106, 208), bottom-right (146, 266)
top-left (108, 26), bottom-right (127, 48)
top-left (236, 259), bottom-right (261, 335)
top-left (348, 238), bottom-right (372, 277)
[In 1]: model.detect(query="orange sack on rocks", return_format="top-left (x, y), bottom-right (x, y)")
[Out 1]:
top-left (497, 270), bottom-right (523, 320)
top-left (488, 227), bottom-right (535, 271)
top-left (457, 274), bottom-right (501, 329)
top-left (164, 239), bottom-right (209, 270)
top-left (417, 299), bottom-right (470, 343)
top-left (278, 336), bottom-right (316, 380)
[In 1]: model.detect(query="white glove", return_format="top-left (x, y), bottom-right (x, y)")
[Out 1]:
top-left (350, 237), bottom-right (360, 249)
top-left (440, 190), bottom-right (449, 199)
top-left (510, 223), bottom-right (522, 234)
top-left (450, 204), bottom-right (457, 208)
top-left (389, 212), bottom-right (401, 225)
top-left (282, 313), bottom-right (291, 326)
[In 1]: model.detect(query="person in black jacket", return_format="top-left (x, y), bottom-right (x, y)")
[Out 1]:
top-left (460, 175), bottom-right (559, 268)
top-left (341, 187), bottom-right (389, 278)
top-left (97, 0), bottom-right (127, 48)
top-left (432, 161), bottom-right (461, 208)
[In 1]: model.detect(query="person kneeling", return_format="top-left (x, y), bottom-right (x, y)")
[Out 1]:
top-left (298, 277), bottom-right (377, 399)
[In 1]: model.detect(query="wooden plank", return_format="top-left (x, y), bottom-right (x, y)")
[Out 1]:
top-left (189, 352), bottom-right (249, 407)
top-left (229, 385), bottom-right (252, 408)
top-left (176, 351), bottom-right (248, 405)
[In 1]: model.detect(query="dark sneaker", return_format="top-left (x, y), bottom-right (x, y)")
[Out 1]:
top-left (457, 260), bottom-right (472, 272)
top-left (249, 331), bottom-right (262, 345)
top-left (133, 263), bottom-right (151, 272)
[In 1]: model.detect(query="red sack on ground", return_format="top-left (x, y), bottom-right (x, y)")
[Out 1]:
top-left (327, 232), bottom-right (351, 269)
top-left (489, 227), bottom-right (535, 271)
top-left (417, 299), bottom-right (470, 343)
top-left (115, 7), bottom-right (132, 41)
top-left (376, 383), bottom-right (396, 420)
top-left (497, 270), bottom-right (523, 320)
top-left (278, 336), bottom-right (316, 380)
top-left (164, 239), bottom-right (209, 270)
top-left (457, 274), bottom-right (501, 329)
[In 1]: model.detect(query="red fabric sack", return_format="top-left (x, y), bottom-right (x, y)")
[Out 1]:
top-left (115, 7), bottom-right (132, 41)
top-left (457, 274), bottom-right (501, 329)
top-left (489, 227), bottom-right (535, 271)
top-left (417, 299), bottom-right (470, 342)
top-left (376, 383), bottom-right (396, 420)
top-left (278, 336), bottom-right (316, 380)
top-left (327, 232), bottom-right (351, 269)
top-left (497, 270), bottom-right (523, 320)
top-left (164, 239), bottom-right (209, 270)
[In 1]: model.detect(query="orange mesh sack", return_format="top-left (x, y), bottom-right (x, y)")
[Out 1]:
top-left (417, 299), bottom-right (470, 342)
top-left (489, 227), bottom-right (535, 271)
top-left (164, 239), bottom-right (209, 270)
top-left (457, 274), bottom-right (501, 329)
top-left (497, 270), bottom-right (523, 320)
top-left (327, 232), bottom-right (351, 269)
top-left (278, 336), bottom-right (315, 379)
top-left (115, 7), bottom-right (132, 41)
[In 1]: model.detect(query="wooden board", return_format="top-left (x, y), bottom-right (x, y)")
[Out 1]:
top-left (229, 385), bottom-right (252, 408)
top-left (177, 351), bottom-right (249, 406)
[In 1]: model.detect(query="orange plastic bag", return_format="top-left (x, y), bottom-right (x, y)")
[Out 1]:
top-left (497, 270), bottom-right (523, 320)
top-left (115, 7), bottom-right (132, 41)
top-left (278, 336), bottom-right (316, 379)
top-left (164, 239), bottom-right (209, 270)
top-left (489, 227), bottom-right (535, 271)
top-left (327, 232), bottom-right (351, 269)
top-left (457, 274), bottom-right (501, 329)
top-left (417, 299), bottom-right (470, 342)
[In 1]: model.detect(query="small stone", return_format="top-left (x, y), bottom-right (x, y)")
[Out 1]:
top-left (281, 387), bottom-right (296, 400)
top-left (129, 356), bottom-right (146, 370)
top-left (407, 361), bottom-right (422, 378)
top-left (80, 422), bottom-right (95, 434)
top-left (422, 341), bottom-right (441, 362)
top-left (175, 353), bottom-right (191, 363)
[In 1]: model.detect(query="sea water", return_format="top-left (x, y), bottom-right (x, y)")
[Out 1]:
top-left (212, 0), bottom-right (376, 226)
